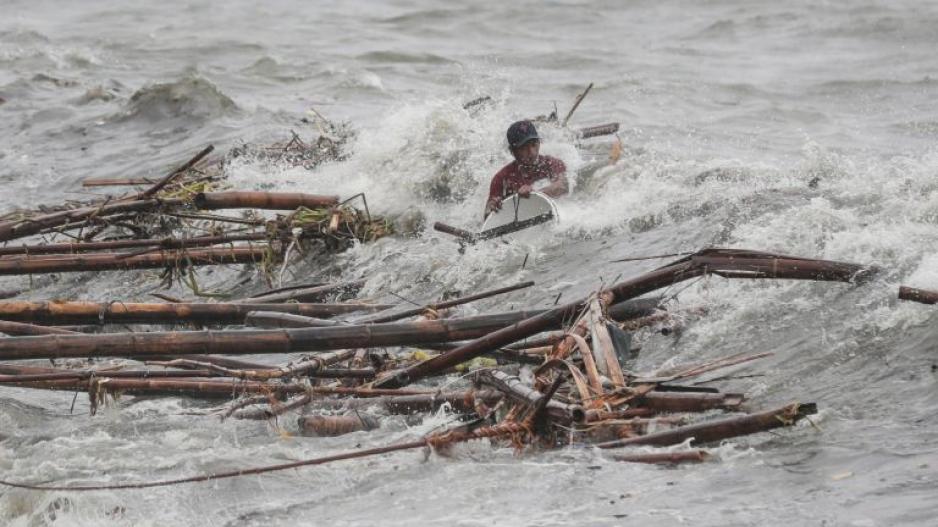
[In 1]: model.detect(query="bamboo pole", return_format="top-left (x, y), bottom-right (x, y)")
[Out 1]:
top-left (637, 391), bottom-right (745, 412)
top-left (0, 310), bottom-right (547, 360)
top-left (0, 320), bottom-right (79, 336)
top-left (0, 300), bottom-right (390, 326)
top-left (375, 249), bottom-right (871, 388)
top-left (298, 414), bottom-right (380, 436)
top-left (898, 285), bottom-right (938, 304)
top-left (194, 192), bottom-right (339, 210)
top-left (243, 311), bottom-right (346, 328)
top-left (0, 246), bottom-right (269, 276)
top-left (0, 233), bottom-right (269, 257)
top-left (595, 402), bottom-right (817, 448)
top-left (610, 450), bottom-right (711, 465)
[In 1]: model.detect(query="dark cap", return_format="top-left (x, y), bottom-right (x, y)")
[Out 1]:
top-left (506, 120), bottom-right (540, 149)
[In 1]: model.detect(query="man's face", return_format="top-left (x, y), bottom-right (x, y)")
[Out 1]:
top-left (513, 139), bottom-right (540, 166)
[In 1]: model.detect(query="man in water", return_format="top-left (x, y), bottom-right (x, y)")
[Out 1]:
top-left (484, 120), bottom-right (569, 218)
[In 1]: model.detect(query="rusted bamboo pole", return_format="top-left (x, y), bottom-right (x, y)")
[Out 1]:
top-left (354, 281), bottom-right (535, 324)
top-left (898, 285), bottom-right (938, 304)
top-left (0, 300), bottom-right (390, 325)
top-left (0, 310), bottom-right (547, 360)
top-left (0, 233), bottom-right (269, 257)
top-left (0, 246), bottom-right (270, 275)
top-left (235, 280), bottom-right (365, 304)
top-left (194, 192), bottom-right (339, 210)
top-left (375, 249), bottom-right (871, 388)
top-left (595, 402), bottom-right (817, 448)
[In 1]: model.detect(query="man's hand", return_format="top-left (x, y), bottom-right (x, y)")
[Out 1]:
top-left (517, 184), bottom-right (533, 197)
top-left (485, 197), bottom-right (503, 216)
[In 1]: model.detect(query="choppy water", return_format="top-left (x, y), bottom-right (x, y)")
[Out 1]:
top-left (2, 1), bottom-right (938, 525)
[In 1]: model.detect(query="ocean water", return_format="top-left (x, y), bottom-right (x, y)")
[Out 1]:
top-left (1, 1), bottom-right (937, 525)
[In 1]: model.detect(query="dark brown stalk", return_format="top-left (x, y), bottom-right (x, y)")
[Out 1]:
top-left (194, 191), bottom-right (339, 210)
top-left (298, 414), bottom-right (380, 436)
top-left (0, 310), bottom-right (547, 360)
top-left (610, 450), bottom-right (711, 465)
top-left (0, 233), bottom-right (268, 257)
top-left (0, 300), bottom-right (390, 325)
top-left (0, 246), bottom-right (268, 276)
top-left (595, 402), bottom-right (817, 448)
top-left (898, 285), bottom-right (938, 304)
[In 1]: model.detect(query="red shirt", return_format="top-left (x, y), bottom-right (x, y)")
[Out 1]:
top-left (487, 155), bottom-right (566, 202)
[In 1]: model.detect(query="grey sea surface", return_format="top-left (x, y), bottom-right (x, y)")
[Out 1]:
top-left (1, 1), bottom-right (938, 525)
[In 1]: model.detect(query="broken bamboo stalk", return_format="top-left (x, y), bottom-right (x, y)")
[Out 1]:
top-left (243, 311), bottom-right (346, 328)
top-left (193, 191), bottom-right (339, 211)
top-left (562, 82), bottom-right (593, 127)
top-left (235, 280), bottom-right (365, 304)
top-left (0, 309), bottom-right (548, 360)
top-left (298, 414), bottom-right (380, 437)
top-left (474, 369), bottom-right (585, 424)
top-left (0, 246), bottom-right (270, 276)
top-left (596, 402), bottom-right (817, 448)
top-left (610, 450), bottom-right (711, 465)
top-left (0, 233), bottom-right (269, 257)
top-left (636, 391), bottom-right (745, 413)
top-left (577, 123), bottom-right (620, 139)
top-left (898, 285), bottom-right (938, 304)
top-left (139, 145), bottom-right (215, 200)
top-left (82, 177), bottom-right (156, 187)
top-left (0, 300), bottom-right (391, 325)
top-left (0, 320), bottom-right (79, 336)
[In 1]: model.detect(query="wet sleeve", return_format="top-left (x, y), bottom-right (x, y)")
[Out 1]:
top-left (549, 157), bottom-right (567, 180)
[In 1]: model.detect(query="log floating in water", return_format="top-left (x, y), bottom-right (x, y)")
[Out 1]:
top-left (610, 450), bottom-right (711, 465)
